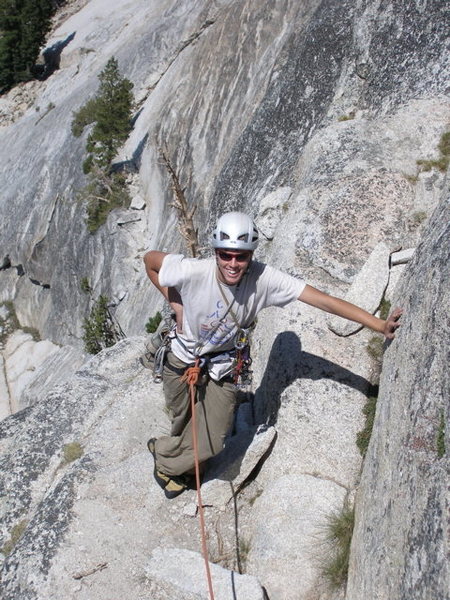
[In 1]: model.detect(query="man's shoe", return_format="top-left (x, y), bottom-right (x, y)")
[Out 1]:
top-left (164, 474), bottom-right (189, 499)
top-left (147, 438), bottom-right (170, 489)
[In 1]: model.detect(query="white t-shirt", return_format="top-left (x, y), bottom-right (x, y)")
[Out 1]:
top-left (159, 254), bottom-right (306, 379)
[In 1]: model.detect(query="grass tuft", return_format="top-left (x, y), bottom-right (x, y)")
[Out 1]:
top-left (145, 311), bottom-right (162, 334)
top-left (321, 506), bottom-right (355, 589)
top-left (1, 520), bottom-right (28, 556)
top-left (366, 335), bottom-right (384, 362)
top-left (356, 393), bottom-right (378, 456)
top-left (63, 442), bottom-right (84, 464)
top-left (378, 297), bottom-right (391, 321)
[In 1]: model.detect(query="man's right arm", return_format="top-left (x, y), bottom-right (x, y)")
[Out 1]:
top-left (143, 251), bottom-right (169, 296)
top-left (143, 251), bottom-right (184, 332)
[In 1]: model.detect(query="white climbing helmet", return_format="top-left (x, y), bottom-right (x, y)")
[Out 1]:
top-left (212, 211), bottom-right (259, 251)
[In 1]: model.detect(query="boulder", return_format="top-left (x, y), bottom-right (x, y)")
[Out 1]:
top-left (390, 247), bottom-right (415, 265)
top-left (200, 425), bottom-right (277, 509)
top-left (327, 242), bottom-right (390, 336)
top-left (146, 547), bottom-right (265, 600)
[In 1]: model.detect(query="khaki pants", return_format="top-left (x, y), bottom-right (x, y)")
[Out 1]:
top-left (154, 352), bottom-right (237, 477)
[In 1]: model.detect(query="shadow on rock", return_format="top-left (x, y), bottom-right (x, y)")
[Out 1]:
top-left (33, 32), bottom-right (76, 80)
top-left (255, 330), bottom-right (372, 427)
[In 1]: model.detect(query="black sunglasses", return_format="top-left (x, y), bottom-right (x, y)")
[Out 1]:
top-left (216, 251), bottom-right (251, 263)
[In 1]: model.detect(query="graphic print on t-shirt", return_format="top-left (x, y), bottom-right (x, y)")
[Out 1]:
top-left (200, 299), bottom-right (236, 346)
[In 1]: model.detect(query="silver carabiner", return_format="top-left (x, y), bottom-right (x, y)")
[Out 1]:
top-left (234, 328), bottom-right (248, 350)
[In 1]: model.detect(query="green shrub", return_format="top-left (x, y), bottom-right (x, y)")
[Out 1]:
top-left (63, 442), bottom-right (84, 463)
top-left (321, 506), bottom-right (355, 589)
top-left (366, 335), bottom-right (384, 362)
top-left (145, 311), bottom-right (162, 334)
top-left (356, 392), bottom-right (378, 456)
top-left (82, 295), bottom-right (121, 354)
top-left (80, 277), bottom-right (92, 295)
top-left (22, 326), bottom-right (41, 341)
top-left (0, 301), bottom-right (38, 345)
top-left (72, 58), bottom-right (134, 233)
top-left (78, 168), bottom-right (131, 233)
top-left (412, 211), bottom-right (427, 225)
top-left (438, 131), bottom-right (450, 157)
top-left (378, 297), bottom-right (391, 321)
top-left (1, 520), bottom-right (28, 556)
top-left (338, 112), bottom-right (355, 122)
top-left (416, 130), bottom-right (450, 173)
top-left (416, 157), bottom-right (449, 173)
top-left (237, 537), bottom-right (251, 572)
top-left (71, 97), bottom-right (98, 137)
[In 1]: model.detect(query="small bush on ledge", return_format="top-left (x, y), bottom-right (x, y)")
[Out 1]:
top-left (82, 295), bottom-right (122, 354)
top-left (321, 505), bottom-right (355, 589)
top-left (145, 311), bottom-right (162, 334)
top-left (78, 167), bottom-right (130, 233)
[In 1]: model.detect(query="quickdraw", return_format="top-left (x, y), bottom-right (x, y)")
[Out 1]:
top-left (233, 327), bottom-right (253, 387)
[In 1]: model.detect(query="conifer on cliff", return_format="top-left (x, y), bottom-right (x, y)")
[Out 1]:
top-left (0, 0), bottom-right (53, 93)
top-left (73, 57), bottom-right (134, 173)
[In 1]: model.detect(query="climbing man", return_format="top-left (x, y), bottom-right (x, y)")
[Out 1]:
top-left (144, 211), bottom-right (402, 498)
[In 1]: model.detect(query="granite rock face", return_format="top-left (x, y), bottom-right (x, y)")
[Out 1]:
top-left (346, 192), bottom-right (450, 600)
top-left (0, 0), bottom-right (448, 346)
top-left (0, 0), bottom-right (448, 599)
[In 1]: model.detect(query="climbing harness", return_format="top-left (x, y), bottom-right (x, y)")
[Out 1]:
top-left (181, 358), bottom-right (216, 600)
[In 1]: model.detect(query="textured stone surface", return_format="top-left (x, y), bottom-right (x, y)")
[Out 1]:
top-left (257, 187), bottom-right (293, 241)
top-left (346, 194), bottom-right (450, 600)
top-left (327, 242), bottom-right (390, 336)
top-left (146, 547), bottom-right (265, 599)
top-left (0, 0), bottom-right (448, 347)
top-left (3, 331), bottom-right (60, 413)
top-left (0, 356), bottom-right (10, 421)
top-left (391, 247), bottom-right (415, 265)
top-left (0, 0), bottom-right (448, 599)
top-left (19, 344), bottom-right (86, 411)
top-left (247, 474), bottom-right (347, 600)
top-left (0, 338), bottom-right (172, 599)
top-left (200, 425), bottom-right (277, 508)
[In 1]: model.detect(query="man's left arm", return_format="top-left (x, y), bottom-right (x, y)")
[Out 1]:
top-left (299, 284), bottom-right (403, 339)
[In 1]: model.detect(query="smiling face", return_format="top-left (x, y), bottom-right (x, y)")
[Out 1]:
top-left (215, 249), bottom-right (253, 285)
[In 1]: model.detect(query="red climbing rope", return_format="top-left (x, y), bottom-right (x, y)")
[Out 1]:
top-left (181, 359), bottom-right (215, 600)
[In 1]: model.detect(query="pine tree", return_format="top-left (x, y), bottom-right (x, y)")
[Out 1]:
top-left (71, 57), bottom-right (134, 232)
top-left (18, 0), bottom-right (53, 81)
top-left (0, 0), bottom-right (53, 93)
top-left (78, 57), bottom-right (134, 172)
top-left (0, 0), bottom-right (21, 91)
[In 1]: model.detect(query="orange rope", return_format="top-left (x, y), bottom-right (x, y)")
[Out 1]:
top-left (182, 360), bottom-right (215, 600)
